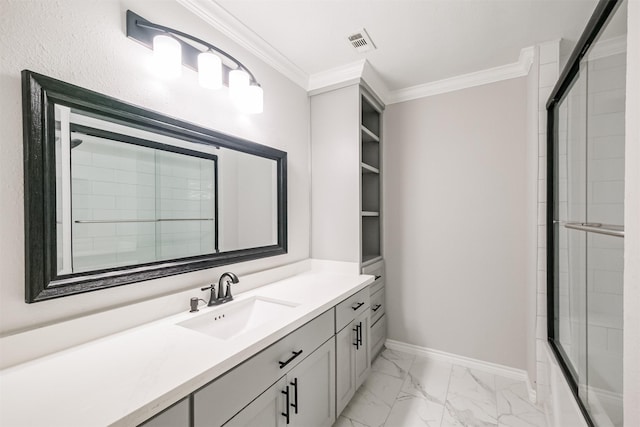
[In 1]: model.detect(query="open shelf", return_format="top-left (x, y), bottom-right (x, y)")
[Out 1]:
top-left (361, 162), bottom-right (379, 174)
top-left (360, 92), bottom-right (382, 267)
top-left (361, 125), bottom-right (379, 142)
top-left (361, 216), bottom-right (381, 263)
top-left (361, 173), bottom-right (380, 212)
top-left (361, 96), bottom-right (380, 137)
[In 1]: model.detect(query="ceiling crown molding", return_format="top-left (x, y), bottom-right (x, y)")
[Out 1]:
top-left (176, 0), bottom-right (309, 88)
top-left (386, 46), bottom-right (535, 104)
top-left (307, 60), bottom-right (366, 95)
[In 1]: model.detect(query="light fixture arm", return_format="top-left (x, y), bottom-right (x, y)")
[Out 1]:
top-left (126, 10), bottom-right (259, 86)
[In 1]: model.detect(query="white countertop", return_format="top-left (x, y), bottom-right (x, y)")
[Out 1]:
top-left (0, 267), bottom-right (373, 427)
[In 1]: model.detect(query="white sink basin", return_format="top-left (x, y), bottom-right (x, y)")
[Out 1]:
top-left (178, 296), bottom-right (299, 340)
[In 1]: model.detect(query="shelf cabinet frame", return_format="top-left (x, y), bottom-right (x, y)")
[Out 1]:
top-left (359, 89), bottom-right (384, 267)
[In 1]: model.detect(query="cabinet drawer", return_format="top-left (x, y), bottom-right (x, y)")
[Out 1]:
top-left (194, 309), bottom-right (334, 427)
top-left (370, 288), bottom-right (385, 325)
top-left (335, 288), bottom-right (370, 332)
top-left (370, 314), bottom-right (386, 358)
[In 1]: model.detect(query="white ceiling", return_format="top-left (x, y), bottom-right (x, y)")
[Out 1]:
top-left (210, 0), bottom-right (599, 92)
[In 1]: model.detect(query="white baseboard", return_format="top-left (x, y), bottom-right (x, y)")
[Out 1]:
top-left (385, 339), bottom-right (537, 404)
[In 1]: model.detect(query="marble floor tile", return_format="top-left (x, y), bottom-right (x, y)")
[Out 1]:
top-left (362, 371), bottom-right (406, 407)
top-left (384, 393), bottom-right (445, 427)
top-left (402, 357), bottom-right (452, 405)
top-left (336, 350), bottom-right (547, 427)
top-left (334, 415), bottom-right (369, 427)
top-left (441, 365), bottom-right (498, 426)
top-left (372, 348), bottom-right (415, 380)
top-left (495, 376), bottom-right (546, 427)
top-left (341, 385), bottom-right (395, 427)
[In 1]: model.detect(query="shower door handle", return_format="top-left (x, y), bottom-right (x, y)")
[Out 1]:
top-left (562, 222), bottom-right (624, 238)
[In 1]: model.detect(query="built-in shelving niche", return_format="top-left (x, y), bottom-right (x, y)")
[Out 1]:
top-left (360, 93), bottom-right (382, 266)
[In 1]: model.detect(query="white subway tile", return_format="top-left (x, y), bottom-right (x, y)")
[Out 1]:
top-left (538, 225), bottom-right (546, 248)
top-left (593, 269), bottom-right (624, 295)
top-left (538, 180), bottom-right (547, 203)
top-left (588, 111), bottom-right (625, 138)
top-left (588, 158), bottom-right (625, 182)
top-left (537, 292), bottom-right (547, 316)
top-left (590, 88), bottom-right (626, 115)
top-left (588, 64), bottom-right (626, 93)
top-left (538, 110), bottom-right (547, 132)
top-left (588, 292), bottom-right (623, 315)
top-left (537, 249), bottom-right (547, 271)
top-left (539, 62), bottom-right (558, 87)
top-left (539, 42), bottom-right (559, 65)
top-left (538, 159), bottom-right (546, 180)
top-left (537, 274), bottom-right (547, 295)
top-left (538, 87), bottom-right (553, 110)
top-left (607, 328), bottom-right (623, 353)
top-left (538, 203), bottom-right (547, 225)
top-left (591, 181), bottom-right (624, 204)
top-left (589, 135), bottom-right (625, 159)
top-left (588, 325), bottom-right (608, 350)
top-left (536, 315), bottom-right (547, 339)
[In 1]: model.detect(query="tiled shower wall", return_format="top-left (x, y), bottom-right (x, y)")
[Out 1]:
top-left (535, 40), bottom-right (561, 402)
top-left (585, 48), bottom-right (625, 417)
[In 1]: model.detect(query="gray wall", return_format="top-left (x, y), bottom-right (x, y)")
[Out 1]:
top-left (383, 78), bottom-right (529, 369)
top-left (0, 0), bottom-right (310, 336)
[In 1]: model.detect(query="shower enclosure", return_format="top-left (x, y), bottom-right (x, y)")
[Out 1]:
top-left (547, 1), bottom-right (626, 426)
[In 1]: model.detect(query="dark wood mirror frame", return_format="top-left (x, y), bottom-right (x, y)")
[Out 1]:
top-left (22, 70), bottom-right (287, 303)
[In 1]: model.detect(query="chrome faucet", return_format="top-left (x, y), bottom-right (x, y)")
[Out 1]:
top-left (201, 272), bottom-right (239, 306)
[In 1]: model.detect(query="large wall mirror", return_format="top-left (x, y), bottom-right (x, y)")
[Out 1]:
top-left (23, 70), bottom-right (287, 302)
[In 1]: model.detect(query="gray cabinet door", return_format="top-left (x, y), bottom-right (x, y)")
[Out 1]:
top-left (288, 338), bottom-right (335, 427)
top-left (224, 377), bottom-right (287, 427)
top-left (140, 398), bottom-right (190, 427)
top-left (335, 322), bottom-right (357, 416)
top-left (354, 310), bottom-right (371, 390)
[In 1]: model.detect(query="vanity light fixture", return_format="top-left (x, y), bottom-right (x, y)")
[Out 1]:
top-left (126, 10), bottom-right (263, 114)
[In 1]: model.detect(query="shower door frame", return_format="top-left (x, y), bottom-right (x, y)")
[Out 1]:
top-left (545, 0), bottom-right (623, 425)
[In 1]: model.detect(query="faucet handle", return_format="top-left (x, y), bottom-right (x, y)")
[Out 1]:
top-left (225, 283), bottom-right (233, 300)
top-left (201, 284), bottom-right (215, 292)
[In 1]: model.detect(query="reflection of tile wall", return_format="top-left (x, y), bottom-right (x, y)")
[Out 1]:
top-left (156, 151), bottom-right (216, 261)
top-left (71, 135), bottom-right (215, 272)
top-left (71, 136), bottom-right (156, 271)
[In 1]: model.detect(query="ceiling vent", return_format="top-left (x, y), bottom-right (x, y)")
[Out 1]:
top-left (348, 29), bottom-right (376, 53)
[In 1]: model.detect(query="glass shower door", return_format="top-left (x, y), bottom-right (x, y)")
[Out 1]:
top-left (551, 2), bottom-right (626, 425)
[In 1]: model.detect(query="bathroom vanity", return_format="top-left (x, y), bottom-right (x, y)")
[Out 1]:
top-left (0, 264), bottom-right (376, 426)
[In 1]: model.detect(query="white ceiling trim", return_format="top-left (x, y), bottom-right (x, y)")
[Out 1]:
top-left (176, 0), bottom-right (309, 88)
top-left (307, 60), bottom-right (366, 94)
top-left (386, 46), bottom-right (535, 104)
top-left (174, 2), bottom-right (536, 105)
